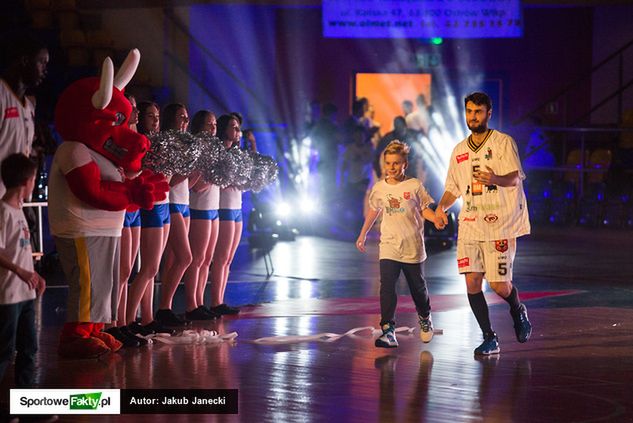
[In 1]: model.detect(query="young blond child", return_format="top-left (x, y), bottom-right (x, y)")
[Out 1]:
top-left (356, 140), bottom-right (437, 348)
top-left (0, 153), bottom-right (46, 388)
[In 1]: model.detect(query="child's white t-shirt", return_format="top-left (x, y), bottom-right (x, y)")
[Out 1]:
top-left (368, 177), bottom-right (434, 264)
top-left (0, 200), bottom-right (36, 304)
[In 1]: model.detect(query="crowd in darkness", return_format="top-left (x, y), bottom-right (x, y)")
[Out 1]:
top-left (307, 94), bottom-right (437, 231)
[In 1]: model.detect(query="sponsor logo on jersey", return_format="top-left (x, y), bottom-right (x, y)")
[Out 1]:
top-left (479, 203), bottom-right (500, 211)
top-left (495, 239), bottom-right (508, 253)
top-left (462, 216), bottom-right (476, 222)
top-left (456, 153), bottom-right (469, 163)
top-left (486, 184), bottom-right (498, 193)
top-left (465, 202), bottom-right (478, 212)
top-left (403, 191), bottom-right (410, 200)
top-left (485, 148), bottom-right (493, 160)
top-left (484, 213), bottom-right (498, 223)
top-left (4, 107), bottom-right (19, 119)
top-left (457, 257), bottom-right (470, 268)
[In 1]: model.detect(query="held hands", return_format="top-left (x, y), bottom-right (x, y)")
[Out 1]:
top-left (434, 208), bottom-right (448, 230)
top-left (473, 165), bottom-right (497, 185)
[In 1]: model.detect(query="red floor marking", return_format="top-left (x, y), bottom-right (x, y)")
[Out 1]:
top-left (239, 290), bottom-right (583, 318)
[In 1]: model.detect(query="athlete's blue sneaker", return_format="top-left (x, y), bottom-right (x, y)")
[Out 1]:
top-left (474, 332), bottom-right (500, 355)
top-left (375, 323), bottom-right (398, 348)
top-left (511, 303), bottom-right (532, 343)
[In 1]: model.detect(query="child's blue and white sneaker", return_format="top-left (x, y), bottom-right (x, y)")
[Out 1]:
top-left (375, 323), bottom-right (398, 348)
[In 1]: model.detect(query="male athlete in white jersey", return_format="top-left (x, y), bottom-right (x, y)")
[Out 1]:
top-left (435, 92), bottom-right (532, 355)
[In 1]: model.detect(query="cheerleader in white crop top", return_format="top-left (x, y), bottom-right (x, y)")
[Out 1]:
top-left (125, 102), bottom-right (173, 334)
top-left (181, 110), bottom-right (221, 320)
top-left (155, 104), bottom-right (195, 326)
top-left (209, 114), bottom-right (248, 316)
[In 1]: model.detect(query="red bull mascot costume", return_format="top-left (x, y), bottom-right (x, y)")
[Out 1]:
top-left (49, 49), bottom-right (169, 358)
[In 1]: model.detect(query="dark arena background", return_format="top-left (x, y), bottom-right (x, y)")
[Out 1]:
top-left (1, 0), bottom-right (633, 421)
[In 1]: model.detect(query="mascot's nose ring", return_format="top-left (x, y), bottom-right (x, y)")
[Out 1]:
top-left (103, 138), bottom-right (128, 158)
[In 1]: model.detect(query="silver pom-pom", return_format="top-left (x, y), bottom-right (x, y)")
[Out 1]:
top-left (195, 133), bottom-right (224, 183)
top-left (210, 146), bottom-right (240, 188)
top-left (193, 135), bottom-right (278, 191)
top-left (143, 130), bottom-right (202, 177)
top-left (249, 152), bottom-right (278, 193)
top-left (231, 147), bottom-right (254, 190)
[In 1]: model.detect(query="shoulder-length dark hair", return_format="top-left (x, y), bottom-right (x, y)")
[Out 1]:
top-left (161, 103), bottom-right (187, 131)
top-left (190, 110), bottom-right (215, 135)
top-left (216, 114), bottom-right (239, 142)
top-left (136, 101), bottom-right (159, 136)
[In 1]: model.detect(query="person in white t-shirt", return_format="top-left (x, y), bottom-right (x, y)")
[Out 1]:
top-left (0, 154), bottom-right (45, 390)
top-left (356, 140), bottom-right (438, 348)
top-left (0, 33), bottom-right (49, 197)
top-left (435, 92), bottom-right (532, 356)
top-left (405, 94), bottom-right (430, 136)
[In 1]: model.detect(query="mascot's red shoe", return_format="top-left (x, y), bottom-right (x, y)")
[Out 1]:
top-left (58, 322), bottom-right (110, 359)
top-left (91, 323), bottom-right (123, 352)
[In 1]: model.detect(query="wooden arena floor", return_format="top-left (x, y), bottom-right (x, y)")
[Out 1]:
top-left (2, 226), bottom-right (633, 422)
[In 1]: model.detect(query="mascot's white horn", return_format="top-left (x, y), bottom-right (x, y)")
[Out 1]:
top-left (91, 57), bottom-right (114, 110)
top-left (114, 49), bottom-right (140, 91)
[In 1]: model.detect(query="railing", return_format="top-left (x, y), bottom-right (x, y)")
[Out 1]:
top-left (523, 126), bottom-right (633, 198)
top-left (514, 38), bottom-right (633, 127)
top-left (23, 201), bottom-right (47, 259)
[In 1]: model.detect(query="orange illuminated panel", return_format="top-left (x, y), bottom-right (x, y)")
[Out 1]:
top-left (355, 73), bottom-right (432, 133)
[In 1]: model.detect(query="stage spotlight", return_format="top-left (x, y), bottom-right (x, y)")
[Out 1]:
top-left (299, 197), bottom-right (317, 214)
top-left (276, 202), bottom-right (291, 217)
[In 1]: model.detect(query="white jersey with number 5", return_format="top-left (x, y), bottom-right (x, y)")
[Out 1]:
top-left (444, 129), bottom-right (530, 241)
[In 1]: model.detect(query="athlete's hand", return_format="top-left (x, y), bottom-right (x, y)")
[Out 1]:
top-left (435, 208), bottom-right (448, 230)
top-left (474, 166), bottom-right (496, 185)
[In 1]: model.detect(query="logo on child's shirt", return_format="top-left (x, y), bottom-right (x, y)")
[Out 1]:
top-left (403, 192), bottom-right (410, 200)
top-left (4, 107), bottom-right (19, 119)
top-left (385, 195), bottom-right (405, 216)
top-left (19, 222), bottom-right (31, 249)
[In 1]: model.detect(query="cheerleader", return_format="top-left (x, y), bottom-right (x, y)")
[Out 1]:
top-left (125, 101), bottom-right (174, 335)
top-left (154, 103), bottom-right (195, 326)
top-left (208, 114), bottom-right (245, 315)
top-left (104, 94), bottom-right (148, 346)
top-left (181, 110), bottom-right (221, 319)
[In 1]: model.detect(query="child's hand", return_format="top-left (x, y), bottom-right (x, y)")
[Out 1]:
top-left (35, 273), bottom-right (46, 296)
top-left (435, 208), bottom-right (448, 230)
top-left (423, 209), bottom-right (437, 226)
top-left (355, 236), bottom-right (367, 253)
top-left (17, 268), bottom-right (40, 290)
